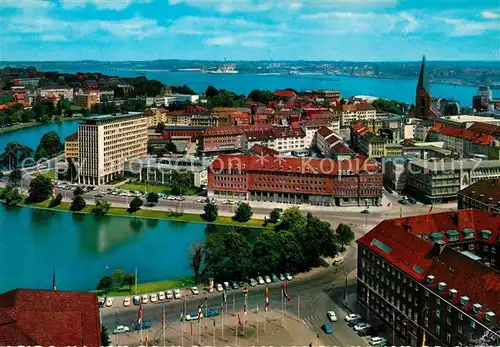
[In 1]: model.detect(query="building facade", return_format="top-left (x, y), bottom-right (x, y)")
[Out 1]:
top-left (63, 132), bottom-right (79, 159)
top-left (73, 93), bottom-right (99, 109)
top-left (341, 103), bottom-right (377, 127)
top-left (36, 87), bottom-right (74, 101)
top-left (241, 127), bottom-right (307, 154)
top-left (76, 112), bottom-right (148, 185)
top-left (457, 179), bottom-right (500, 213)
top-left (207, 154), bottom-right (382, 206)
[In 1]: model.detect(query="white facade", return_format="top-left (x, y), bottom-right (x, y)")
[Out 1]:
top-left (341, 107), bottom-right (377, 127)
top-left (242, 133), bottom-right (307, 154)
top-left (165, 94), bottom-right (200, 104)
top-left (36, 87), bottom-right (74, 101)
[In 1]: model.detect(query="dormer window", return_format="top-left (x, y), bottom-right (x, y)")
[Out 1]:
top-left (449, 289), bottom-right (458, 298)
top-left (438, 282), bottom-right (447, 291)
top-left (480, 230), bottom-right (492, 240)
top-left (473, 303), bottom-right (482, 314)
top-left (427, 275), bottom-right (435, 283)
top-left (460, 296), bottom-right (469, 306)
top-left (486, 311), bottom-right (496, 322)
top-left (462, 228), bottom-right (475, 239)
top-left (446, 230), bottom-right (459, 242)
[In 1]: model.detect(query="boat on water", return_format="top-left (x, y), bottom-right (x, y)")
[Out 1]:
top-left (207, 66), bottom-right (239, 74)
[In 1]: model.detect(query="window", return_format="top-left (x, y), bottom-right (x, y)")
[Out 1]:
top-left (459, 312), bottom-right (463, 320)
top-left (424, 317), bottom-right (429, 327)
top-left (458, 324), bottom-right (462, 333)
top-left (470, 320), bottom-right (476, 329)
top-left (436, 324), bottom-right (441, 336)
top-left (425, 290), bottom-right (429, 297)
top-left (447, 305), bottom-right (451, 312)
top-left (446, 333), bottom-right (451, 344)
top-left (436, 297), bottom-right (441, 305)
top-left (447, 316), bottom-right (451, 325)
top-left (436, 309), bottom-right (441, 319)
top-left (457, 340), bottom-right (463, 347)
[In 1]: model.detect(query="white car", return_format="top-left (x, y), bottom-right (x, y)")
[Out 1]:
top-left (216, 283), bottom-right (224, 292)
top-left (158, 291), bottom-right (166, 301)
top-left (345, 313), bottom-right (362, 322)
top-left (284, 272), bottom-right (293, 281)
top-left (113, 325), bottom-right (130, 334)
top-left (369, 337), bottom-right (387, 346)
top-left (141, 294), bottom-right (149, 304)
top-left (185, 312), bottom-right (201, 321)
top-left (150, 293), bottom-right (158, 303)
top-left (196, 198), bottom-right (205, 203)
top-left (257, 276), bottom-right (265, 285)
top-left (191, 287), bottom-right (199, 295)
top-left (166, 290), bottom-right (173, 300)
top-left (353, 322), bottom-right (371, 331)
top-left (223, 281), bottom-right (230, 290)
top-left (105, 297), bottom-right (114, 307)
top-left (327, 310), bottom-right (337, 322)
top-left (333, 257), bottom-right (344, 265)
top-left (264, 275), bottom-right (271, 284)
top-left (173, 289), bottom-right (181, 299)
top-left (123, 297), bottom-right (131, 307)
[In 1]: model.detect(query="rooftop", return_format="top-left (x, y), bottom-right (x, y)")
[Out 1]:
top-left (458, 178), bottom-right (500, 208)
top-left (84, 111), bottom-right (143, 124)
top-left (408, 159), bottom-right (500, 172)
top-left (248, 144), bottom-right (280, 157)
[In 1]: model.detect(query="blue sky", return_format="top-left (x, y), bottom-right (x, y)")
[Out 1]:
top-left (1, 0), bottom-right (499, 61)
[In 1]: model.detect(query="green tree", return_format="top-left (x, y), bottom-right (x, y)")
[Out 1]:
top-left (123, 273), bottom-right (136, 291)
top-left (101, 325), bottom-right (111, 346)
top-left (92, 200), bottom-right (111, 216)
top-left (205, 85), bottom-right (219, 97)
top-left (97, 275), bottom-right (112, 293)
top-left (0, 171), bottom-right (3, 179)
top-left (275, 230), bottom-right (304, 273)
top-left (111, 267), bottom-right (125, 288)
top-left (336, 223), bottom-right (355, 251)
top-left (169, 170), bottom-right (193, 195)
top-left (165, 141), bottom-right (177, 154)
top-left (74, 186), bottom-right (85, 196)
top-left (70, 195), bottom-right (86, 211)
top-left (234, 202), bottom-right (253, 222)
top-left (8, 169), bottom-right (23, 187)
top-left (269, 208), bottom-right (281, 223)
top-left (202, 201), bottom-right (218, 222)
top-left (129, 196), bottom-right (143, 212)
top-left (36, 131), bottom-right (63, 158)
top-left (248, 89), bottom-right (275, 104)
top-left (1, 142), bottom-right (33, 169)
top-left (276, 207), bottom-right (306, 233)
top-left (4, 187), bottom-right (22, 206)
top-left (252, 229), bottom-right (281, 273)
top-left (49, 193), bottom-right (62, 207)
top-left (27, 176), bottom-right (52, 203)
top-left (146, 192), bottom-right (159, 205)
top-left (189, 243), bottom-right (206, 284)
top-left (171, 84), bottom-right (196, 95)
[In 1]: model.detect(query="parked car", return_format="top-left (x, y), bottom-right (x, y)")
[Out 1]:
top-left (141, 295), bottom-right (149, 304)
top-left (284, 272), bottom-right (293, 281)
top-left (237, 280), bottom-right (245, 288)
top-left (249, 278), bottom-right (257, 287)
top-left (205, 309), bottom-right (220, 318)
top-left (271, 274), bottom-right (279, 282)
top-left (150, 293), bottom-right (158, 303)
top-left (105, 297), bottom-right (114, 307)
top-left (123, 297), bottom-right (131, 307)
top-left (358, 327), bottom-right (376, 337)
top-left (95, 193), bottom-right (104, 198)
top-left (345, 313), bottom-right (362, 322)
top-left (173, 289), bottom-right (181, 299)
top-left (191, 287), bottom-right (199, 295)
top-left (409, 198), bottom-right (417, 204)
top-left (158, 291), bottom-right (166, 301)
top-left (230, 281), bottom-right (239, 290)
top-left (166, 290), bottom-right (173, 300)
top-left (321, 323), bottom-right (333, 334)
top-left (223, 282), bottom-right (230, 290)
top-left (399, 199), bottom-right (408, 205)
top-left (327, 310), bottom-right (337, 322)
top-left (113, 325), bottom-right (130, 334)
top-left (98, 296), bottom-right (106, 307)
top-left (216, 283), bottom-right (224, 292)
top-left (257, 276), bottom-right (265, 285)
top-left (134, 321), bottom-right (152, 330)
top-left (264, 275), bottom-right (272, 284)
top-left (278, 273), bottom-right (285, 281)
top-left (353, 322), bottom-right (371, 331)
top-left (369, 337), bottom-right (387, 346)
top-left (133, 295), bottom-right (141, 305)
top-left (333, 257), bottom-right (344, 266)
top-left (186, 311), bottom-right (201, 321)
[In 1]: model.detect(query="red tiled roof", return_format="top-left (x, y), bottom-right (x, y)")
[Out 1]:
top-left (274, 90), bottom-right (296, 98)
top-left (331, 141), bottom-right (354, 155)
top-left (301, 119), bottom-right (330, 127)
top-left (0, 289), bottom-right (101, 346)
top-left (429, 124), bottom-right (496, 146)
top-left (350, 122), bottom-right (369, 135)
top-left (65, 132), bottom-right (78, 141)
top-left (317, 126), bottom-right (334, 138)
top-left (202, 124), bottom-right (271, 137)
top-left (248, 144), bottom-right (279, 157)
top-left (468, 122), bottom-right (500, 138)
top-left (342, 103), bottom-right (375, 112)
top-left (245, 127), bottom-right (305, 141)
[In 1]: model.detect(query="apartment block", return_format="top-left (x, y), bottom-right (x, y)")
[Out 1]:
top-left (76, 112), bottom-right (148, 185)
top-left (73, 93), bottom-right (99, 109)
top-left (457, 179), bottom-right (500, 213)
top-left (144, 108), bottom-right (168, 128)
top-left (64, 132), bottom-right (79, 159)
top-left (36, 86), bottom-right (74, 101)
top-left (315, 126), bottom-right (355, 159)
top-left (341, 103), bottom-right (377, 127)
top-left (241, 127), bottom-right (307, 154)
top-left (357, 209), bottom-right (500, 347)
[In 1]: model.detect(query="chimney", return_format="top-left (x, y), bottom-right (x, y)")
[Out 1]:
top-left (449, 289), bottom-right (457, 298)
top-left (427, 275), bottom-right (435, 283)
top-left (438, 282), bottom-right (446, 291)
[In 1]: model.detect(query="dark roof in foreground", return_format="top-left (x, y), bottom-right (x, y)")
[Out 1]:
top-left (0, 289), bottom-right (101, 346)
top-left (458, 178), bottom-right (500, 208)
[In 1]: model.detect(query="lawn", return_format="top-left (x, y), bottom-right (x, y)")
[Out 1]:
top-left (95, 277), bottom-right (195, 297)
top-left (36, 169), bottom-right (57, 180)
top-left (118, 182), bottom-right (198, 196)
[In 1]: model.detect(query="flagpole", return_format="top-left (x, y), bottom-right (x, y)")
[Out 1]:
top-left (212, 318), bottom-right (215, 347)
top-left (281, 286), bottom-right (284, 327)
top-left (198, 315), bottom-right (201, 345)
top-left (162, 304), bottom-right (166, 347)
top-left (298, 294), bottom-right (300, 321)
top-left (205, 296), bottom-right (208, 330)
top-left (256, 303), bottom-right (259, 342)
top-left (243, 295), bottom-right (247, 336)
top-left (135, 267), bottom-right (138, 295)
top-left (232, 291), bottom-right (235, 312)
top-left (191, 320), bottom-right (194, 347)
top-left (236, 310), bottom-right (238, 347)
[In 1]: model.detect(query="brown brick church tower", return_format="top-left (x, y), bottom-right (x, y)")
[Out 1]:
top-left (415, 55), bottom-right (431, 119)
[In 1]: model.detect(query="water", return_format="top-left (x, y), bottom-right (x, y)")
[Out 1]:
top-left (0, 119), bottom-right (81, 152)
top-left (0, 205), bottom-right (208, 292)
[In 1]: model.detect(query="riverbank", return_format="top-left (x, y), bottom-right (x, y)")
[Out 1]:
top-left (0, 116), bottom-right (82, 135)
top-left (95, 277), bottom-right (195, 297)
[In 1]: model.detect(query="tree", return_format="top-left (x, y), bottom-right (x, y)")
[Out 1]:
top-left (101, 325), bottom-right (111, 346)
top-left (8, 169), bottom-right (22, 187)
top-left (27, 176), bottom-right (52, 202)
top-left (248, 89), bottom-right (275, 104)
top-left (252, 229), bottom-right (281, 273)
top-left (234, 202), bottom-right (253, 222)
top-left (269, 208), bottom-right (281, 223)
top-left (169, 170), bottom-right (193, 195)
top-left (171, 84), bottom-right (196, 95)
top-left (4, 187), bottom-right (22, 206)
top-left (205, 85), bottom-right (219, 98)
top-left (70, 195), bottom-right (86, 211)
top-left (189, 243), bottom-right (206, 284)
top-left (92, 200), bottom-right (111, 216)
top-left (36, 131), bottom-right (63, 159)
top-left (49, 193), bottom-right (62, 207)
top-left (276, 207), bottom-right (306, 233)
top-left (1, 142), bottom-right (33, 169)
top-left (146, 192), bottom-right (159, 205)
top-left (336, 223), bottom-right (355, 251)
top-left (202, 201), bottom-right (218, 222)
top-left (123, 273), bottom-right (136, 291)
top-left (165, 141), bottom-right (177, 154)
top-left (74, 186), bottom-right (85, 196)
top-left (97, 275), bottom-right (112, 293)
top-left (129, 196), bottom-right (143, 212)
top-left (111, 267), bottom-right (125, 288)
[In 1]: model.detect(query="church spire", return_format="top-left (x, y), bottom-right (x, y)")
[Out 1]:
top-left (416, 55), bottom-right (430, 95)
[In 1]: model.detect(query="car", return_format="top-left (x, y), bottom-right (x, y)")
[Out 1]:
top-left (327, 311), bottom-right (337, 322)
top-left (345, 313), bottom-right (362, 322)
top-left (399, 199), bottom-right (408, 205)
top-left (358, 327), bottom-right (376, 337)
top-left (158, 291), bottom-right (166, 301)
top-left (409, 198), bottom-right (417, 204)
top-left (98, 296), bottom-right (106, 307)
top-left (141, 294), bottom-right (149, 304)
top-left (186, 311), bottom-right (202, 321)
top-left (278, 273), bottom-right (285, 281)
top-left (223, 281), bottom-right (230, 290)
top-left (369, 337), bottom-right (388, 346)
top-left (150, 293), bottom-right (158, 303)
top-left (284, 272), bottom-right (293, 281)
top-left (333, 257), bottom-right (344, 266)
top-left (173, 289), bottom-right (181, 299)
top-left (196, 198), bottom-right (205, 203)
top-left (257, 276), bottom-right (265, 285)
top-left (165, 290), bottom-right (173, 300)
top-left (205, 309), bottom-right (220, 318)
top-left (123, 297), bottom-right (131, 307)
top-left (271, 274), bottom-right (279, 282)
top-left (321, 323), bottom-right (333, 334)
top-left (264, 275), bottom-right (271, 284)
top-left (353, 322), bottom-right (371, 331)
top-left (105, 297), bottom-right (114, 307)
top-left (113, 325), bottom-right (130, 334)
top-left (230, 281), bottom-right (239, 290)
top-left (134, 321), bottom-right (152, 330)
top-left (216, 283), bottom-right (224, 292)
top-left (191, 287), bottom-right (199, 295)
top-left (249, 278), bottom-right (257, 287)
top-left (95, 193), bottom-right (104, 198)
top-left (237, 280), bottom-right (245, 288)
top-left (133, 295), bottom-right (141, 305)
top-left (361, 209), bottom-right (370, 214)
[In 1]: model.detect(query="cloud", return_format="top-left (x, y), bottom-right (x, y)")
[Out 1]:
top-left (40, 34), bottom-right (69, 41)
top-left (59, 0), bottom-right (152, 10)
top-left (204, 36), bottom-right (236, 45)
top-left (481, 10), bottom-right (500, 19)
top-left (2, 0), bottom-right (53, 8)
top-left (435, 17), bottom-right (499, 36)
top-left (241, 39), bottom-right (267, 48)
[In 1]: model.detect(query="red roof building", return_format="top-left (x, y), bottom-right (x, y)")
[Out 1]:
top-left (0, 289), bottom-right (101, 346)
top-left (357, 209), bottom-right (500, 347)
top-left (273, 90), bottom-right (297, 98)
top-left (248, 144), bottom-right (279, 157)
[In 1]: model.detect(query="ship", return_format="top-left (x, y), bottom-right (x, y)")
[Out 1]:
top-left (206, 59), bottom-right (239, 74)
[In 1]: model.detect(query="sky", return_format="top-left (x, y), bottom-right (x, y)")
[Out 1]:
top-left (1, 0), bottom-right (499, 61)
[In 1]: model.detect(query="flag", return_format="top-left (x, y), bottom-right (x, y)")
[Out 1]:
top-left (422, 331), bottom-right (426, 347)
top-left (428, 205), bottom-right (433, 214)
top-left (161, 303), bottom-right (165, 330)
top-left (237, 311), bottom-right (243, 327)
top-left (244, 303), bottom-right (247, 315)
top-left (52, 267), bottom-right (56, 291)
top-left (284, 279), bottom-right (288, 292)
top-left (180, 308), bottom-right (184, 322)
top-left (265, 286), bottom-right (269, 311)
top-left (198, 302), bottom-right (203, 320)
top-left (190, 319), bottom-right (193, 335)
top-left (283, 287), bottom-right (291, 302)
top-left (137, 303), bottom-right (143, 325)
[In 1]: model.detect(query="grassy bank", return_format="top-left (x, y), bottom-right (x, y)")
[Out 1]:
top-left (95, 277), bottom-right (195, 297)
top-left (118, 182), bottom-right (198, 196)
top-left (0, 117), bottom-right (82, 134)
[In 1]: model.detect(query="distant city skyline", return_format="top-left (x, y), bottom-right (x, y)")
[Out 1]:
top-left (1, 0), bottom-right (499, 61)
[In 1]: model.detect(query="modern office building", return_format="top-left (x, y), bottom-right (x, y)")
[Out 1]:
top-left (457, 179), bottom-right (500, 213)
top-left (357, 209), bottom-right (500, 347)
top-left (241, 126), bottom-right (307, 154)
top-left (75, 112), bottom-right (148, 185)
top-left (341, 102), bottom-right (377, 127)
top-left (207, 154), bottom-right (382, 206)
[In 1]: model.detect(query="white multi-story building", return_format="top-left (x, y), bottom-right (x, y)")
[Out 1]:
top-left (477, 86), bottom-right (493, 102)
top-left (300, 119), bottom-right (340, 148)
top-left (76, 112), bottom-right (148, 185)
top-left (36, 87), bottom-right (74, 101)
top-left (241, 127), bottom-right (306, 154)
top-left (341, 103), bottom-right (377, 127)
